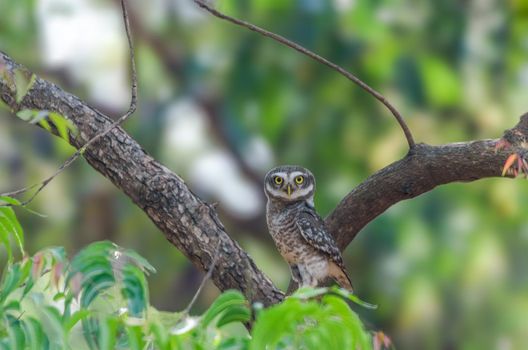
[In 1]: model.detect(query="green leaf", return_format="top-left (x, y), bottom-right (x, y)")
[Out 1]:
top-left (218, 337), bottom-right (250, 350)
top-left (121, 264), bottom-right (149, 317)
top-left (291, 286), bottom-right (329, 300)
top-left (16, 109), bottom-right (48, 124)
top-left (5, 314), bottom-right (25, 350)
top-left (48, 112), bottom-right (77, 141)
top-left (121, 248), bottom-right (156, 274)
top-left (0, 206), bottom-right (25, 256)
top-left (216, 304), bottom-right (251, 328)
top-left (330, 287), bottom-right (378, 310)
top-left (80, 271), bottom-right (116, 308)
top-left (0, 196), bottom-right (21, 206)
top-left (322, 295), bottom-right (372, 350)
top-left (67, 241), bottom-right (117, 307)
top-left (0, 219), bottom-right (13, 263)
top-left (3, 300), bottom-right (20, 312)
top-left (0, 260), bottom-right (31, 303)
top-left (149, 322), bottom-right (169, 350)
top-left (250, 296), bottom-right (323, 350)
top-left (98, 316), bottom-right (119, 350)
top-left (64, 309), bottom-right (91, 331)
top-left (22, 317), bottom-right (48, 350)
top-left (0, 196), bottom-right (47, 218)
top-left (126, 325), bottom-right (145, 350)
top-left (38, 118), bottom-right (51, 132)
top-left (13, 68), bottom-right (36, 103)
top-left (32, 304), bottom-right (65, 349)
top-left (202, 290), bottom-right (248, 328)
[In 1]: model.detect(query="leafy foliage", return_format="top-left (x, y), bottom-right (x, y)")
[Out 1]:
top-left (15, 110), bottom-right (77, 141)
top-left (0, 208), bottom-right (383, 349)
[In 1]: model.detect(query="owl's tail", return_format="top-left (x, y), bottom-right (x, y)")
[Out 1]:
top-left (330, 262), bottom-right (354, 292)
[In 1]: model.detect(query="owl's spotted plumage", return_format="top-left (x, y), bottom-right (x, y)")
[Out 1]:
top-left (264, 165), bottom-right (353, 291)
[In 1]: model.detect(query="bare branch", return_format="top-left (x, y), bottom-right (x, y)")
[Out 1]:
top-left (0, 0), bottom-right (137, 207)
top-left (192, 0), bottom-right (415, 149)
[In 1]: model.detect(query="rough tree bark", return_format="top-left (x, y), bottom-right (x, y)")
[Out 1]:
top-left (0, 52), bottom-right (284, 306)
top-left (1, 50), bottom-right (525, 306)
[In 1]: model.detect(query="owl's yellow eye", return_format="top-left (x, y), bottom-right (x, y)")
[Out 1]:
top-left (274, 176), bottom-right (283, 185)
top-left (295, 176), bottom-right (304, 184)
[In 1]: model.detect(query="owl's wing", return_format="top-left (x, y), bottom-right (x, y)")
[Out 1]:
top-left (296, 210), bottom-right (345, 268)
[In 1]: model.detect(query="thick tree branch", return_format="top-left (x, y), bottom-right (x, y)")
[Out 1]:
top-left (326, 129), bottom-right (527, 249)
top-left (0, 51), bottom-right (284, 306)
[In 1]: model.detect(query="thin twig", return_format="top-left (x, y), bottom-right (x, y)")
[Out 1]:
top-left (183, 247), bottom-right (221, 315)
top-left (0, 0), bottom-right (137, 207)
top-left (193, 0), bottom-right (415, 149)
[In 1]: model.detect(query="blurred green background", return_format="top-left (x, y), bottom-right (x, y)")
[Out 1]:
top-left (1, 0), bottom-right (528, 348)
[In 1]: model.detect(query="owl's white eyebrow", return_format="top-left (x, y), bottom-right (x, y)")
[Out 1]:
top-left (273, 172), bottom-right (287, 178)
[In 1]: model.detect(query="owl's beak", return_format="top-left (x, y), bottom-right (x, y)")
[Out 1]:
top-left (287, 184), bottom-right (292, 198)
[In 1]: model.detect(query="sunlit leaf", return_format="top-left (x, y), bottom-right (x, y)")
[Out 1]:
top-left (126, 325), bottom-right (145, 350)
top-left (13, 68), bottom-right (35, 103)
top-left (48, 112), bottom-right (77, 141)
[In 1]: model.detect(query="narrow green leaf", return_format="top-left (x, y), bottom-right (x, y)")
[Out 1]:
top-left (121, 264), bottom-right (148, 317)
top-left (0, 263), bottom-right (25, 302)
top-left (126, 325), bottom-right (145, 350)
top-left (121, 248), bottom-right (156, 274)
top-left (0, 196), bottom-right (21, 206)
top-left (13, 69), bottom-right (36, 103)
top-left (99, 317), bottom-right (119, 350)
top-left (216, 304), bottom-right (251, 328)
top-left (0, 219), bottom-right (13, 263)
top-left (22, 317), bottom-right (48, 350)
top-left (80, 272), bottom-right (115, 308)
top-left (149, 322), bottom-right (169, 350)
top-left (0, 206), bottom-right (24, 255)
top-left (291, 286), bottom-right (328, 300)
top-left (331, 287), bottom-right (378, 309)
top-left (48, 112), bottom-right (76, 141)
top-left (5, 315), bottom-right (25, 350)
top-left (64, 309), bottom-right (91, 331)
top-left (38, 119), bottom-right (51, 132)
top-left (202, 290), bottom-right (248, 327)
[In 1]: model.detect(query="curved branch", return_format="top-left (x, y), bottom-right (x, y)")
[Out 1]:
top-left (193, 0), bottom-right (415, 149)
top-left (325, 132), bottom-right (526, 250)
top-left (0, 52), bottom-right (284, 306)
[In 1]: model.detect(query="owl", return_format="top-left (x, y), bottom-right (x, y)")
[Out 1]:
top-left (264, 165), bottom-right (353, 291)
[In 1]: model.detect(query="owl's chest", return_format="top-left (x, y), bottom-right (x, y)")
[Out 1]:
top-left (267, 214), bottom-right (308, 263)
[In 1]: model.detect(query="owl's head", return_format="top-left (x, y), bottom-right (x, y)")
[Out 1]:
top-left (264, 165), bottom-right (316, 206)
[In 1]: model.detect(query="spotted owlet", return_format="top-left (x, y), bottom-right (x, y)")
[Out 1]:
top-left (264, 165), bottom-right (353, 291)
